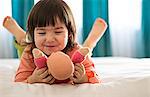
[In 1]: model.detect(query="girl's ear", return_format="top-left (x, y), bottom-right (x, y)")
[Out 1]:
top-left (68, 34), bottom-right (72, 39)
top-left (69, 33), bottom-right (74, 42)
top-left (26, 33), bottom-right (32, 43)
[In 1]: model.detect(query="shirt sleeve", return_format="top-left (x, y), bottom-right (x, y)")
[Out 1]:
top-left (82, 56), bottom-right (101, 83)
top-left (14, 45), bottom-right (36, 82)
top-left (13, 40), bottom-right (26, 58)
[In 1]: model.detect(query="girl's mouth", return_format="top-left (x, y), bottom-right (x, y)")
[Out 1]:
top-left (45, 45), bottom-right (58, 50)
top-left (45, 44), bottom-right (57, 47)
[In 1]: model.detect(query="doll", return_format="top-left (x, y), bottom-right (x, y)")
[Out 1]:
top-left (32, 18), bottom-right (107, 81)
top-left (32, 49), bottom-right (75, 80)
top-left (32, 47), bottom-right (90, 81)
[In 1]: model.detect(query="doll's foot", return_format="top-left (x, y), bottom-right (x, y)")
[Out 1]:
top-left (32, 48), bottom-right (47, 69)
top-left (71, 47), bottom-right (90, 63)
top-left (3, 16), bottom-right (26, 44)
top-left (32, 48), bottom-right (47, 58)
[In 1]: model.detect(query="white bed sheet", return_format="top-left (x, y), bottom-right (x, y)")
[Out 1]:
top-left (0, 57), bottom-right (150, 97)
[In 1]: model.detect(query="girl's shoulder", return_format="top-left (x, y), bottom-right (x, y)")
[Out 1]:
top-left (21, 44), bottom-right (34, 59)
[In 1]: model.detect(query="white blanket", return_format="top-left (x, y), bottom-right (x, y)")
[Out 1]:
top-left (0, 57), bottom-right (150, 97)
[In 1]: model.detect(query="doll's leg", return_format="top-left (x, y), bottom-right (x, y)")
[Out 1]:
top-left (83, 18), bottom-right (107, 50)
top-left (3, 16), bottom-right (26, 44)
top-left (71, 47), bottom-right (90, 63)
top-left (32, 48), bottom-right (47, 69)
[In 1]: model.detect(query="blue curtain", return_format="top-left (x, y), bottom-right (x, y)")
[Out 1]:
top-left (83, 0), bottom-right (112, 57)
top-left (142, 0), bottom-right (150, 57)
top-left (11, 0), bottom-right (34, 58)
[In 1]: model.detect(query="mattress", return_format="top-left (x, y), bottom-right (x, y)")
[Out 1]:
top-left (0, 57), bottom-right (150, 97)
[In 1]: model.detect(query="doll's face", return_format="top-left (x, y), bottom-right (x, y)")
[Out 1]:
top-left (34, 19), bottom-right (68, 56)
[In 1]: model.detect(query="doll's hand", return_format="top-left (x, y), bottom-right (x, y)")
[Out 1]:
top-left (70, 63), bottom-right (87, 83)
top-left (27, 67), bottom-right (55, 84)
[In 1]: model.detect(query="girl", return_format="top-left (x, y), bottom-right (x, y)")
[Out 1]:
top-left (3, 0), bottom-right (106, 84)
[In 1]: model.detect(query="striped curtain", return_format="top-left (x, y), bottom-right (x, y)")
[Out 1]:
top-left (83, 0), bottom-right (112, 57)
top-left (142, 0), bottom-right (150, 57)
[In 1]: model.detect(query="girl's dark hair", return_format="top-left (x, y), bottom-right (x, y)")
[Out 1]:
top-left (26, 0), bottom-right (76, 53)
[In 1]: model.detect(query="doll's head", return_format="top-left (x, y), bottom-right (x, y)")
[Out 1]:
top-left (26, 0), bottom-right (77, 55)
top-left (47, 51), bottom-right (74, 80)
top-left (33, 48), bottom-right (74, 80)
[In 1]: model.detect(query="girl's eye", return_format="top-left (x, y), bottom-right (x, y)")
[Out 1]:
top-left (55, 31), bottom-right (63, 34)
top-left (38, 32), bottom-right (46, 35)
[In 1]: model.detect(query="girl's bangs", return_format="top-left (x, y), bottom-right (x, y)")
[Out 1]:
top-left (33, 5), bottom-right (67, 27)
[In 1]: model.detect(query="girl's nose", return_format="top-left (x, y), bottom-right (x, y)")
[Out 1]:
top-left (46, 32), bottom-right (55, 42)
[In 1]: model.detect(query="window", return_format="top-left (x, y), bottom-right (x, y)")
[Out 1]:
top-left (0, 0), bottom-right (14, 58)
top-left (64, 0), bottom-right (83, 43)
top-left (109, 0), bottom-right (143, 57)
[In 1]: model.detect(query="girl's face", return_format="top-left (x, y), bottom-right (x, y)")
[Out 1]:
top-left (34, 19), bottom-right (68, 56)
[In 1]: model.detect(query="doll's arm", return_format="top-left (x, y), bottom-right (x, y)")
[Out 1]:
top-left (32, 48), bottom-right (47, 69)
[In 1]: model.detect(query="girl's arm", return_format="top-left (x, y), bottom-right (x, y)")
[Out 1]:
top-left (70, 56), bottom-right (100, 84)
top-left (82, 56), bottom-right (100, 83)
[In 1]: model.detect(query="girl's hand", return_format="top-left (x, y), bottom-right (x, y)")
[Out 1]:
top-left (70, 63), bottom-right (88, 83)
top-left (27, 67), bottom-right (55, 84)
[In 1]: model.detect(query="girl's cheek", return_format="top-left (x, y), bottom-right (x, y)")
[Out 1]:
top-left (65, 38), bottom-right (68, 45)
top-left (62, 36), bottom-right (68, 46)
top-left (64, 34), bottom-right (68, 43)
top-left (34, 36), bottom-right (44, 47)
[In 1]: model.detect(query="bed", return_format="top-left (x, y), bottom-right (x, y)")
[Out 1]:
top-left (0, 57), bottom-right (150, 97)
